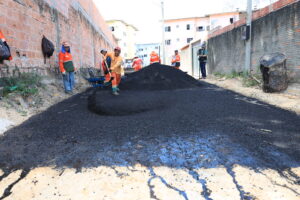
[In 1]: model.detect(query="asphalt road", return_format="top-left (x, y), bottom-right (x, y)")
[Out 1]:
top-left (0, 82), bottom-right (299, 200)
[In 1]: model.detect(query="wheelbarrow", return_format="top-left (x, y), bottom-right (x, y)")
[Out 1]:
top-left (84, 64), bottom-right (114, 88)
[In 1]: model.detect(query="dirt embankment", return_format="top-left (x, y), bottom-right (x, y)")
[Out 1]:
top-left (0, 76), bottom-right (88, 134)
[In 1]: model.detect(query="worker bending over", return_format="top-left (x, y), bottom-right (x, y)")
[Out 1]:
top-left (106, 47), bottom-right (123, 96)
top-left (0, 30), bottom-right (12, 63)
top-left (171, 50), bottom-right (181, 69)
top-left (59, 42), bottom-right (76, 94)
top-left (150, 51), bottom-right (160, 64)
top-left (100, 49), bottom-right (112, 83)
top-left (132, 56), bottom-right (143, 71)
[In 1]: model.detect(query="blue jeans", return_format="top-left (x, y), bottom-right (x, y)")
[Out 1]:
top-left (200, 62), bottom-right (207, 78)
top-left (63, 72), bottom-right (75, 92)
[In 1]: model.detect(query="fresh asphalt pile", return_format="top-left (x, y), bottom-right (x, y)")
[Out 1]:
top-left (119, 63), bottom-right (200, 91)
top-left (88, 63), bottom-right (200, 116)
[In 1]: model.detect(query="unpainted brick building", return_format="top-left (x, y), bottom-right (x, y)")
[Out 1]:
top-left (0, 0), bottom-right (116, 74)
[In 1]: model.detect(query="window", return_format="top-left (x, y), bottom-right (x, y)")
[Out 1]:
top-left (197, 26), bottom-right (204, 31)
top-left (187, 38), bottom-right (193, 43)
top-left (186, 24), bottom-right (190, 30)
top-left (165, 26), bottom-right (171, 32)
top-left (230, 18), bottom-right (234, 24)
top-left (111, 26), bottom-right (115, 31)
top-left (165, 40), bottom-right (171, 45)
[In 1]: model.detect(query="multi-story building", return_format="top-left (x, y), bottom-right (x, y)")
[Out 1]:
top-left (106, 20), bottom-right (138, 60)
top-left (135, 43), bottom-right (161, 67)
top-left (164, 11), bottom-right (244, 62)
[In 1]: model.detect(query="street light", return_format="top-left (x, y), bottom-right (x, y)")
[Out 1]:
top-left (245, 0), bottom-right (252, 73)
top-left (161, 0), bottom-right (166, 64)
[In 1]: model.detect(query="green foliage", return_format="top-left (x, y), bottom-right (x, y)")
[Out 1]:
top-left (213, 70), bottom-right (262, 88)
top-left (225, 70), bottom-right (241, 79)
top-left (213, 72), bottom-right (226, 78)
top-left (0, 73), bottom-right (43, 98)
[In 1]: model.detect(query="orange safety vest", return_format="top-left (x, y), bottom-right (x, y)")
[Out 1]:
top-left (0, 31), bottom-right (5, 41)
top-left (132, 57), bottom-right (143, 71)
top-left (0, 30), bottom-right (12, 61)
top-left (172, 55), bottom-right (180, 64)
top-left (59, 52), bottom-right (73, 73)
top-left (150, 53), bottom-right (160, 64)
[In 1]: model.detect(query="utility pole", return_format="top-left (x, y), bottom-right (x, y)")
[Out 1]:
top-left (245, 0), bottom-right (252, 73)
top-left (161, 0), bottom-right (166, 64)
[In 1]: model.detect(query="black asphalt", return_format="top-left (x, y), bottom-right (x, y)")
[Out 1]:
top-left (0, 81), bottom-right (299, 185)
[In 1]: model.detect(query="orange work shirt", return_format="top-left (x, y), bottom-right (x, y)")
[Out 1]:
top-left (150, 53), bottom-right (160, 64)
top-left (58, 52), bottom-right (73, 73)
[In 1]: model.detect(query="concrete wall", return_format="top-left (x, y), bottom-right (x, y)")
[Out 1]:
top-left (179, 46), bottom-right (192, 75)
top-left (0, 0), bottom-right (116, 75)
top-left (207, 0), bottom-right (300, 83)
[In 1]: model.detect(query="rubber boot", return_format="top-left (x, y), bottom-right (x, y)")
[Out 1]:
top-left (112, 87), bottom-right (119, 96)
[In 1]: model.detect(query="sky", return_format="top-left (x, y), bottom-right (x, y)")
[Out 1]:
top-left (93, 0), bottom-right (273, 43)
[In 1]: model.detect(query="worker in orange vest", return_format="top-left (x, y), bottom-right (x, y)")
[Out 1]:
top-left (171, 50), bottom-right (181, 69)
top-left (100, 49), bottom-right (112, 83)
top-left (132, 56), bottom-right (143, 71)
top-left (150, 51), bottom-right (160, 64)
top-left (59, 41), bottom-right (76, 94)
top-left (0, 30), bottom-right (12, 63)
top-left (106, 47), bottom-right (123, 95)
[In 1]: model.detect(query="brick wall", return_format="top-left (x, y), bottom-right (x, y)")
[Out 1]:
top-left (0, 0), bottom-right (116, 75)
top-left (207, 0), bottom-right (300, 83)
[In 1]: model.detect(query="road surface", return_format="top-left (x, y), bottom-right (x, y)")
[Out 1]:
top-left (0, 82), bottom-right (299, 200)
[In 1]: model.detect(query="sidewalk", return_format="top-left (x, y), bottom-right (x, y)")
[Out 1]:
top-left (203, 76), bottom-right (300, 115)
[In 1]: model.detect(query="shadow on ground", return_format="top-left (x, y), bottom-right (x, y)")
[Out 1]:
top-left (0, 82), bottom-right (299, 198)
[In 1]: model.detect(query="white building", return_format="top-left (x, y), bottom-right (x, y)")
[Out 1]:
top-left (164, 12), bottom-right (243, 62)
top-left (106, 20), bottom-right (138, 60)
top-left (136, 43), bottom-right (161, 67)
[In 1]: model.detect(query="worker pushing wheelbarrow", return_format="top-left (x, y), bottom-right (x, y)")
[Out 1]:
top-left (84, 47), bottom-right (123, 96)
top-left (83, 49), bottom-right (113, 88)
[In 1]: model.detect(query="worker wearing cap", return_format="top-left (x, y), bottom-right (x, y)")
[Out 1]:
top-left (0, 30), bottom-right (12, 62)
top-left (100, 49), bottom-right (112, 83)
top-left (171, 50), bottom-right (181, 69)
top-left (150, 51), bottom-right (160, 64)
top-left (59, 41), bottom-right (76, 94)
top-left (132, 56), bottom-right (143, 71)
top-left (106, 47), bottom-right (123, 95)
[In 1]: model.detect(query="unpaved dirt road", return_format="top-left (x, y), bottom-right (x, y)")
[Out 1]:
top-left (0, 82), bottom-right (299, 200)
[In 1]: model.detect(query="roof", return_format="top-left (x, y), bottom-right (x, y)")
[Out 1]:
top-left (164, 11), bottom-right (244, 22)
top-left (136, 43), bottom-right (161, 46)
top-left (180, 39), bottom-right (202, 50)
top-left (181, 44), bottom-right (190, 51)
top-left (106, 20), bottom-right (139, 31)
top-left (205, 11), bottom-right (245, 17)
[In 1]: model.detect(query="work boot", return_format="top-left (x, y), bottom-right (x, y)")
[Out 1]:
top-left (112, 91), bottom-right (119, 96)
